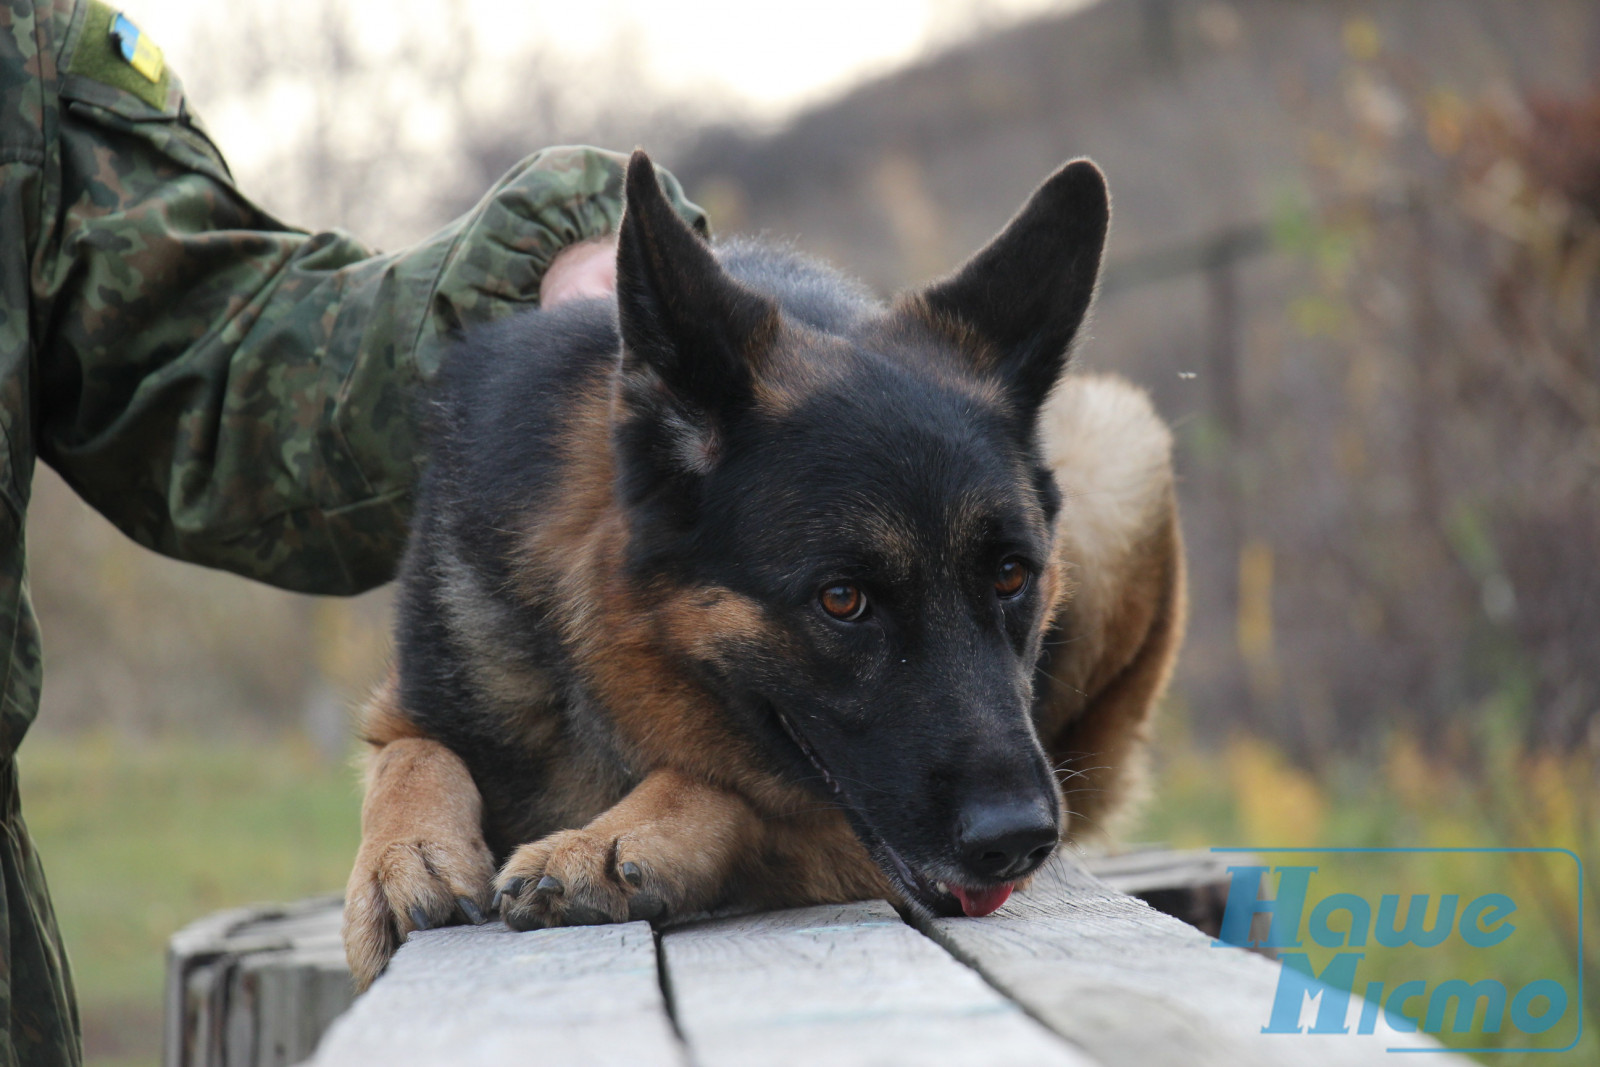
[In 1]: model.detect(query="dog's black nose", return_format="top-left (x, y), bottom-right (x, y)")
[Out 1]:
top-left (956, 798), bottom-right (1059, 882)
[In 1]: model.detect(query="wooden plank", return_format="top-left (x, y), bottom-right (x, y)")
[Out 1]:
top-left (307, 921), bottom-right (684, 1067)
top-left (1082, 848), bottom-right (1239, 894)
top-left (161, 851), bottom-right (1262, 1064)
top-left (233, 944), bottom-right (352, 1067)
top-left (660, 900), bottom-right (1099, 1067)
top-left (917, 853), bottom-right (1476, 1067)
top-left (165, 895), bottom-right (352, 1067)
top-left (1083, 848), bottom-right (1253, 942)
top-left (166, 903), bottom-right (274, 1067)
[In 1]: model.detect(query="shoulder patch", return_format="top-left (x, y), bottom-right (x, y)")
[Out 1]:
top-left (111, 13), bottom-right (164, 83)
top-left (66, 2), bottom-right (172, 112)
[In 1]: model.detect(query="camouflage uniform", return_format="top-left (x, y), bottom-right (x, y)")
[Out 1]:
top-left (0, 0), bottom-right (705, 1061)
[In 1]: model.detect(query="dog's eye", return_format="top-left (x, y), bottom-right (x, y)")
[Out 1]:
top-left (818, 584), bottom-right (868, 621)
top-left (995, 559), bottom-right (1030, 599)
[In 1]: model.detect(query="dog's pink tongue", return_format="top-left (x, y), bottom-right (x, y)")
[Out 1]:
top-left (951, 883), bottom-right (1013, 917)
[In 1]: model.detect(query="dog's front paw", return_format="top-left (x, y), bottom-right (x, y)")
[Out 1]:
top-left (494, 828), bottom-right (672, 930)
top-left (344, 832), bottom-right (496, 988)
top-left (495, 767), bottom-right (765, 931)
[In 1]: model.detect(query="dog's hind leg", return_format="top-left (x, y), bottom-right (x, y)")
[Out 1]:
top-left (343, 676), bottom-right (496, 991)
top-left (494, 767), bottom-right (764, 930)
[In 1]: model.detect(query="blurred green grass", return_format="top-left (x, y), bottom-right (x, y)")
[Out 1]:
top-left (1138, 727), bottom-right (1597, 1065)
top-left (18, 735), bottom-right (361, 1067)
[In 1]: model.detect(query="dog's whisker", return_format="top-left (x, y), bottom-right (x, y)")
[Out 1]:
top-left (1033, 665), bottom-right (1089, 699)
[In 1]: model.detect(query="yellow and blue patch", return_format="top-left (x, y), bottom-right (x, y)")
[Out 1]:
top-left (109, 12), bottom-right (164, 84)
top-left (65, 2), bottom-right (174, 112)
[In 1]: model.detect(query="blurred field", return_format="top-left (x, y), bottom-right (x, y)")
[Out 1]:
top-left (1139, 716), bottom-right (1598, 1064)
top-left (18, 737), bottom-right (361, 1067)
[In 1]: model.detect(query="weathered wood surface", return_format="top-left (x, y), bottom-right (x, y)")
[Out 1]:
top-left (1083, 847), bottom-right (1243, 941)
top-left (662, 900), bottom-right (1093, 1066)
top-left (309, 922), bottom-right (682, 1067)
top-left (165, 895), bottom-right (351, 1067)
top-left (167, 849), bottom-right (1229, 1065)
top-left (169, 850), bottom-right (1472, 1066)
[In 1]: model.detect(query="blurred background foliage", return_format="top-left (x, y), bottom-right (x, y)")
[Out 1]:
top-left (16, 0), bottom-right (1597, 1063)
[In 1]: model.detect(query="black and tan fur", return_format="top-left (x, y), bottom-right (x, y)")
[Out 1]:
top-left (343, 153), bottom-right (1185, 990)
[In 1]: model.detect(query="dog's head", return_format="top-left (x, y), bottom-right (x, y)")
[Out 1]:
top-left (612, 151), bottom-right (1107, 917)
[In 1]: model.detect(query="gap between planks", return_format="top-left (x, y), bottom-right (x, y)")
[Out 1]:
top-left (311, 902), bottom-right (1097, 1067)
top-left (659, 899), bottom-right (1097, 1067)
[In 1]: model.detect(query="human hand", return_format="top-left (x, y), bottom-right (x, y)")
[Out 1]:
top-left (539, 235), bottom-right (619, 307)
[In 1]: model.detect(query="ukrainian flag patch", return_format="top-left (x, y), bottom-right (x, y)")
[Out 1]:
top-left (64, 2), bottom-right (174, 111)
top-left (109, 11), bottom-right (164, 84)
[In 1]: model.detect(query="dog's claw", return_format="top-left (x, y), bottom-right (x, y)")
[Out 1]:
top-left (535, 875), bottom-right (563, 895)
top-left (620, 861), bottom-right (644, 887)
top-left (408, 905), bottom-right (432, 932)
top-left (458, 897), bottom-right (486, 925)
top-left (490, 887), bottom-right (503, 912)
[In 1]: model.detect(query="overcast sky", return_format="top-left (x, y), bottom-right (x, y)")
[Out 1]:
top-left (120, 0), bottom-right (1094, 242)
top-left (136, 0), bottom-right (1090, 116)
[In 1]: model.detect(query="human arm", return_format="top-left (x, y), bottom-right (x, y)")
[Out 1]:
top-left (29, 12), bottom-right (703, 593)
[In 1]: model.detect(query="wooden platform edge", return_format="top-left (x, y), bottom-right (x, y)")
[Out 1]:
top-left (165, 850), bottom-right (1482, 1066)
top-left (912, 852), bottom-right (1478, 1067)
top-left (163, 895), bottom-right (350, 1067)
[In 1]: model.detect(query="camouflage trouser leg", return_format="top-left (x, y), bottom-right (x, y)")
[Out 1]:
top-left (0, 757), bottom-right (80, 1067)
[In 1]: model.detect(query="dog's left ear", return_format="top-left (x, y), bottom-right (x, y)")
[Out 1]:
top-left (910, 159), bottom-right (1108, 418)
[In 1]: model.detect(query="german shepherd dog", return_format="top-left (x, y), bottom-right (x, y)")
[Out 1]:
top-left (343, 152), bottom-right (1184, 990)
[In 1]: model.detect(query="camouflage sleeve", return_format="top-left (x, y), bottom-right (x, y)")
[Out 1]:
top-left (31, 5), bottom-right (706, 595)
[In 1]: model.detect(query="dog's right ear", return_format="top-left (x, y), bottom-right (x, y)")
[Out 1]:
top-left (615, 151), bottom-right (778, 425)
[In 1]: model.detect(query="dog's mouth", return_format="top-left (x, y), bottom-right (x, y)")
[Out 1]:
top-left (768, 703), bottom-right (1015, 919)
